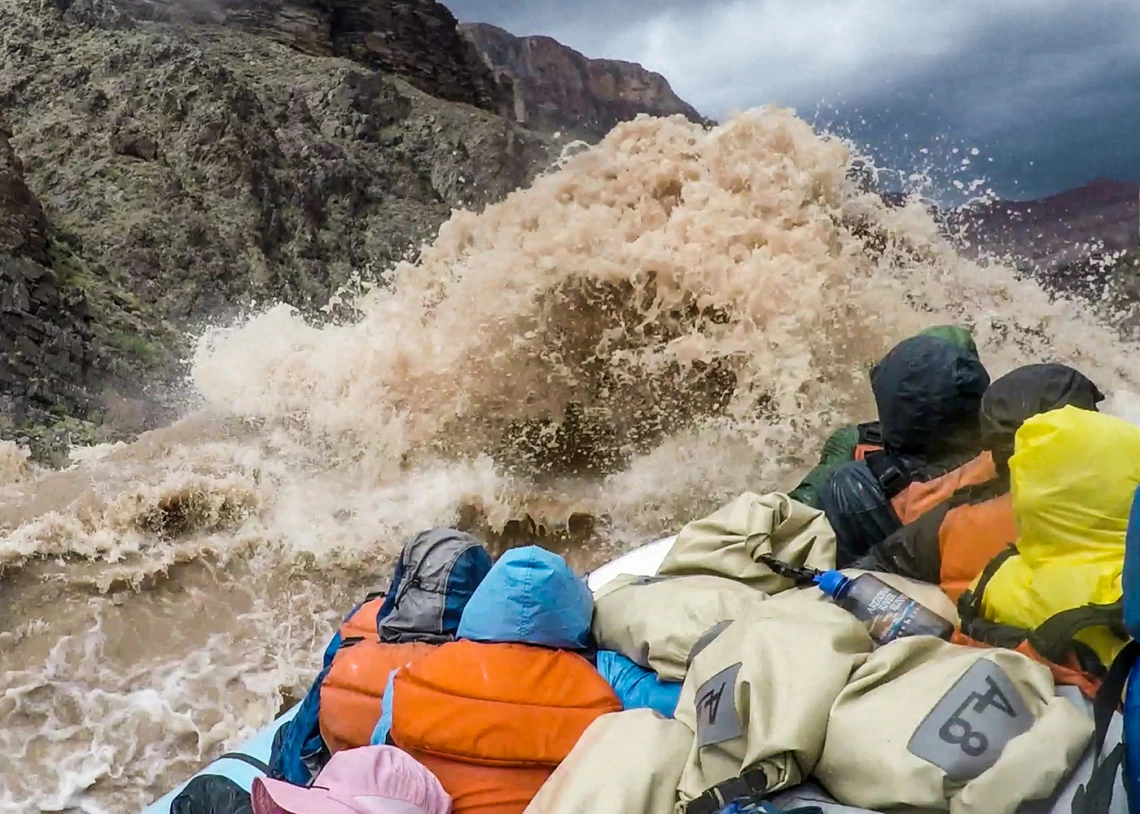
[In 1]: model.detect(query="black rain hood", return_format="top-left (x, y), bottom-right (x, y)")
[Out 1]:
top-left (980, 363), bottom-right (1104, 473)
top-left (870, 335), bottom-right (991, 457)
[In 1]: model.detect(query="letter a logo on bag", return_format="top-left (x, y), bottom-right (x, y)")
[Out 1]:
top-left (907, 659), bottom-right (1033, 781)
top-left (695, 662), bottom-right (743, 746)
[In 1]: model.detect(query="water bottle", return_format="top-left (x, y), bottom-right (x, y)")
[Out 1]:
top-left (815, 570), bottom-right (954, 645)
top-left (760, 556), bottom-right (954, 646)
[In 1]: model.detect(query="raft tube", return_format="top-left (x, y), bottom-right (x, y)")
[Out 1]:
top-left (585, 535), bottom-right (676, 592)
top-left (140, 703), bottom-right (299, 814)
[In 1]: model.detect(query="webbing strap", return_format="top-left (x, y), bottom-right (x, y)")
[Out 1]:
top-left (216, 751), bottom-right (271, 774)
top-left (1071, 640), bottom-right (1139, 814)
top-left (956, 544), bottom-right (1017, 628)
top-left (957, 546), bottom-right (1119, 678)
top-left (1073, 744), bottom-right (1126, 814)
top-left (863, 451), bottom-right (914, 499)
top-left (1029, 601), bottom-right (1124, 667)
top-left (856, 421), bottom-right (883, 447)
top-left (336, 636), bottom-right (364, 653)
top-left (685, 767), bottom-right (769, 814)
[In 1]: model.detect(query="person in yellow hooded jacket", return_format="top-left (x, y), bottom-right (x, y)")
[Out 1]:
top-left (965, 405), bottom-right (1140, 672)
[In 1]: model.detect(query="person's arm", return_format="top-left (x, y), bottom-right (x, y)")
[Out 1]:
top-left (594, 651), bottom-right (681, 718)
top-left (789, 425), bottom-right (862, 507)
top-left (851, 502), bottom-right (950, 584)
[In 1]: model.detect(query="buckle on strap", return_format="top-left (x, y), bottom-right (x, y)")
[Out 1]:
top-left (857, 421), bottom-right (883, 446)
top-left (685, 767), bottom-right (769, 814)
top-left (877, 464), bottom-right (906, 496)
top-left (862, 451), bottom-right (912, 499)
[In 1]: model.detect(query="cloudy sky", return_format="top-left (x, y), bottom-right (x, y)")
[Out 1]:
top-left (445, 0), bottom-right (1140, 201)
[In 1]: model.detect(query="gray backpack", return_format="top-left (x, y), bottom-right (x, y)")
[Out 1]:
top-left (374, 528), bottom-right (494, 644)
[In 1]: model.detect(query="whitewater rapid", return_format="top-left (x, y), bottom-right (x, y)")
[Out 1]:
top-left (2, 108), bottom-right (1138, 813)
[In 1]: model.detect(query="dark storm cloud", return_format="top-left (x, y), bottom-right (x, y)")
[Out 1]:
top-left (445, 0), bottom-right (1140, 199)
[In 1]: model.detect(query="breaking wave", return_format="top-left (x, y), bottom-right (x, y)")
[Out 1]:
top-left (3, 108), bottom-right (1139, 812)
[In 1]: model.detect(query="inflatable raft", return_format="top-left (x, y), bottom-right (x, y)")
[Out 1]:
top-left (139, 533), bottom-right (1128, 814)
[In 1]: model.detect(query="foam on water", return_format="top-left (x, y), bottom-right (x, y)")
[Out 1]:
top-left (2, 108), bottom-right (1138, 811)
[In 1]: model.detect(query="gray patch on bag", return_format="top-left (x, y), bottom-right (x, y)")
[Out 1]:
top-left (907, 658), bottom-right (1034, 781)
top-left (695, 662), bottom-right (743, 746)
top-left (687, 620), bottom-right (735, 667)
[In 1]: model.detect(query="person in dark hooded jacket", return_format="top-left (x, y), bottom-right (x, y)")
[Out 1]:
top-left (820, 333), bottom-right (992, 565)
top-left (789, 325), bottom-right (980, 508)
top-left (852, 363), bottom-right (1104, 600)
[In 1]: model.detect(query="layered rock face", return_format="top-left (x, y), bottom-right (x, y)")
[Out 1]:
top-left (0, 125), bottom-right (103, 437)
top-left (0, 124), bottom-right (48, 264)
top-left (459, 22), bottom-right (709, 141)
top-left (0, 0), bottom-right (552, 454)
top-left (51, 0), bottom-right (514, 117)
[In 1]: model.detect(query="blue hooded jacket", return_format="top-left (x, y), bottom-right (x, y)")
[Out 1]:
top-left (372, 546), bottom-right (679, 744)
top-left (457, 545), bottom-right (595, 648)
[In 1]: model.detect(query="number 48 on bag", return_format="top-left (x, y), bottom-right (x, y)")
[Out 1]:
top-left (907, 659), bottom-right (1034, 782)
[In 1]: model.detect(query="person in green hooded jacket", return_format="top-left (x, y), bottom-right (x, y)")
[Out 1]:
top-left (788, 325), bottom-right (981, 508)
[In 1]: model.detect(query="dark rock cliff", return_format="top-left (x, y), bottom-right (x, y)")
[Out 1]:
top-left (946, 179), bottom-right (1140, 314)
top-left (951, 178), bottom-right (1139, 270)
top-left (0, 0), bottom-right (553, 456)
top-left (0, 124), bottom-right (105, 450)
top-left (51, 0), bottom-right (515, 117)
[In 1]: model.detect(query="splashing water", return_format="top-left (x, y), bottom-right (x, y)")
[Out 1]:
top-left (0, 440), bottom-right (31, 487)
top-left (2, 108), bottom-right (1139, 812)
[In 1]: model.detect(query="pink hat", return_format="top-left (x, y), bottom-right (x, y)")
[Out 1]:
top-left (252, 746), bottom-right (451, 814)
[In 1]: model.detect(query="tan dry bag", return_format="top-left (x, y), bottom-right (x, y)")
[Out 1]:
top-left (815, 636), bottom-right (1092, 814)
top-left (672, 601), bottom-right (872, 813)
top-left (658, 491), bottom-right (836, 593)
top-left (522, 708), bottom-right (692, 814)
top-left (592, 574), bottom-right (769, 681)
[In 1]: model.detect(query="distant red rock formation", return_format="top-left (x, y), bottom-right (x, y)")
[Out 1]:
top-left (951, 178), bottom-right (1140, 269)
top-left (459, 21), bottom-right (710, 141)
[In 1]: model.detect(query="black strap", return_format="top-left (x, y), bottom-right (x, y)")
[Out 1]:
top-left (1071, 640), bottom-right (1139, 814)
top-left (1073, 743), bottom-right (1127, 814)
top-left (685, 767), bottom-right (768, 814)
top-left (863, 451), bottom-right (914, 499)
top-left (336, 636), bottom-right (364, 653)
top-left (957, 544), bottom-right (1017, 629)
top-left (216, 751), bottom-right (271, 774)
top-left (1094, 641), bottom-right (1137, 764)
top-left (957, 616), bottom-right (1030, 650)
top-left (1029, 602), bottom-right (1124, 668)
top-left (856, 421), bottom-right (883, 447)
